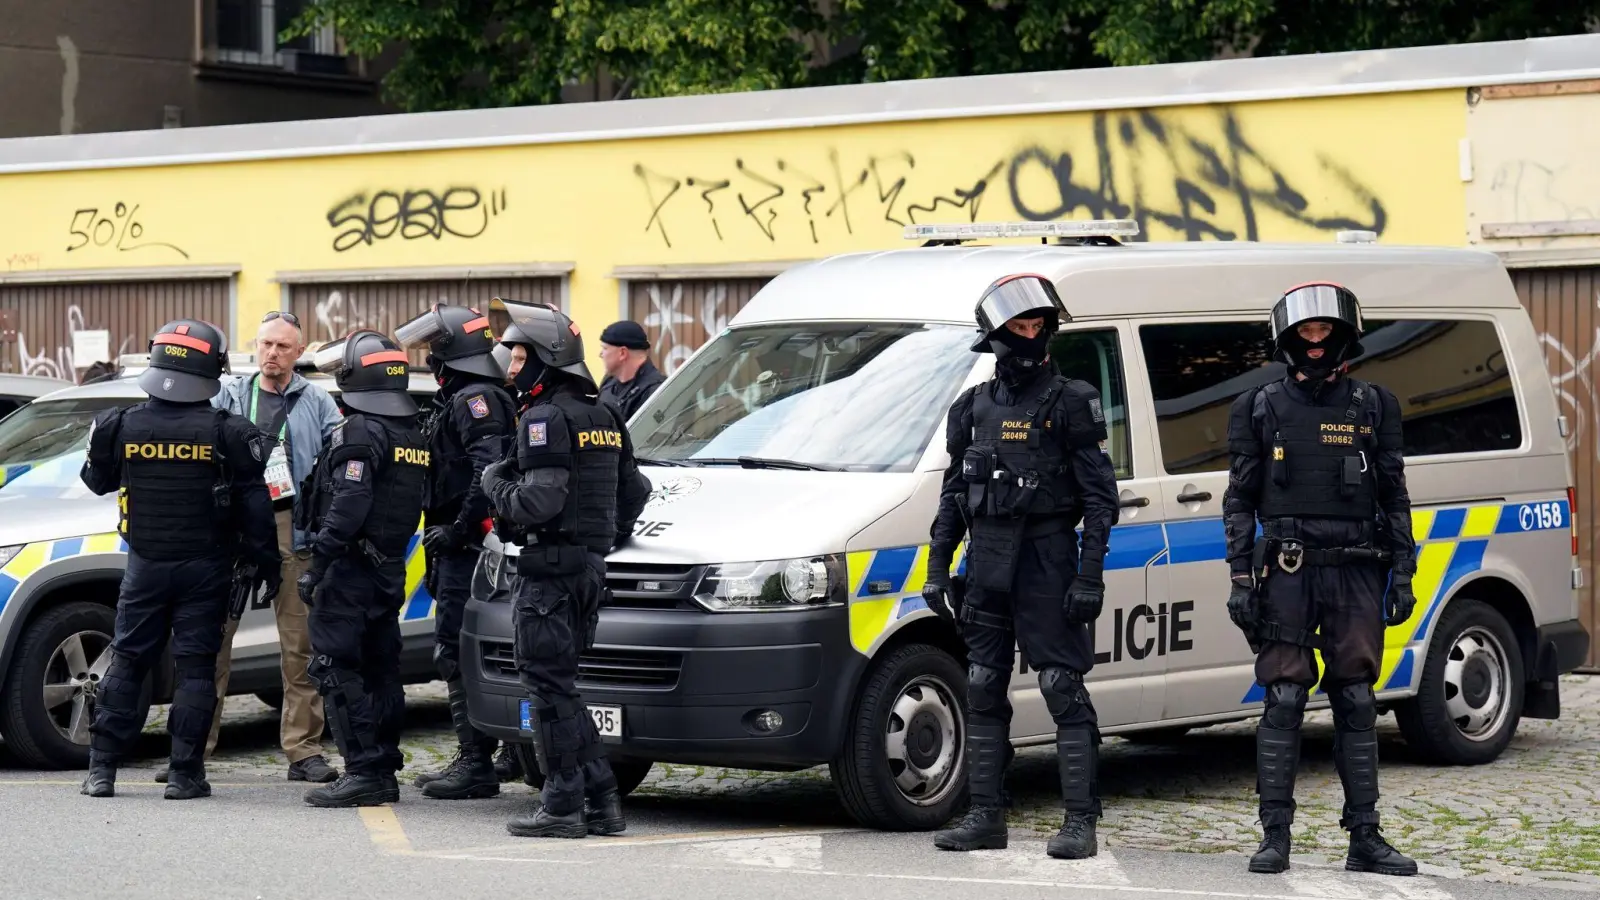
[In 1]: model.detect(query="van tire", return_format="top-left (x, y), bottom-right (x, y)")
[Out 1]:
top-left (1, 602), bottom-right (151, 769)
top-left (254, 689), bottom-right (285, 710)
top-left (830, 642), bottom-right (967, 831)
top-left (1395, 598), bottom-right (1524, 766)
top-left (508, 742), bottom-right (653, 797)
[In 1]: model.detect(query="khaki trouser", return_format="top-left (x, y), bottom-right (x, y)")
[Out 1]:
top-left (205, 508), bottom-right (326, 763)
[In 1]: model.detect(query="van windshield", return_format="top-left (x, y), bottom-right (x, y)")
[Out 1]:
top-left (630, 322), bottom-right (977, 472)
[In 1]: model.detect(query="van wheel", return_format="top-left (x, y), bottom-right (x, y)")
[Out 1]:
top-left (0, 602), bottom-right (150, 769)
top-left (1395, 598), bottom-right (1524, 765)
top-left (254, 690), bottom-right (285, 710)
top-left (830, 642), bottom-right (966, 831)
top-left (508, 742), bottom-right (653, 797)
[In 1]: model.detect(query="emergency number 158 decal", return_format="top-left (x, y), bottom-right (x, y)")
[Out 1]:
top-left (1519, 502), bottom-right (1564, 531)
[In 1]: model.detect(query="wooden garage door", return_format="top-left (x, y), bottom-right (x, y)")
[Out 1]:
top-left (0, 279), bottom-right (231, 381)
top-left (625, 278), bottom-right (771, 375)
top-left (1513, 266), bottom-right (1599, 667)
top-left (288, 277), bottom-right (562, 365)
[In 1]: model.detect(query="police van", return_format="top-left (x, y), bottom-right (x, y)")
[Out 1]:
top-left (461, 222), bottom-right (1590, 830)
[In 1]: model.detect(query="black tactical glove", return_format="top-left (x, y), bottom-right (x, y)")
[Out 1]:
top-left (297, 567), bottom-right (323, 608)
top-left (1386, 573), bottom-right (1417, 627)
top-left (423, 522), bottom-right (467, 554)
top-left (1227, 573), bottom-right (1259, 633)
top-left (1064, 574), bottom-right (1104, 625)
top-left (921, 549), bottom-right (958, 625)
top-left (610, 531), bottom-right (634, 554)
top-left (258, 560), bottom-right (283, 603)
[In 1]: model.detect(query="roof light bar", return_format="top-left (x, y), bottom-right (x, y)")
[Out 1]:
top-left (903, 219), bottom-right (1140, 241)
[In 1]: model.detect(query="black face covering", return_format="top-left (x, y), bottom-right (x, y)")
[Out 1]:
top-left (512, 353), bottom-right (546, 395)
top-left (1280, 321), bottom-right (1353, 381)
top-left (991, 327), bottom-right (1050, 386)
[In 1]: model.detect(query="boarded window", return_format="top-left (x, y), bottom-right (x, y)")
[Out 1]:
top-left (1514, 266), bottom-right (1598, 667)
top-left (624, 278), bottom-right (770, 375)
top-left (288, 277), bottom-right (562, 364)
top-left (0, 279), bottom-right (231, 381)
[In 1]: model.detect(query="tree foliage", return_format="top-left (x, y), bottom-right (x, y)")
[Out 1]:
top-left (287, 0), bottom-right (1600, 113)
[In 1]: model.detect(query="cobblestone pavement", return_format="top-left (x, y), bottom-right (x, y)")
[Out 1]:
top-left (107, 673), bottom-right (1600, 889)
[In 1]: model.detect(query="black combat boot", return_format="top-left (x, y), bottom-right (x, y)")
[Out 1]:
top-left (421, 743), bottom-right (499, 799)
top-left (163, 769), bottom-right (212, 801)
top-left (586, 789), bottom-right (626, 836)
top-left (305, 772), bottom-right (394, 808)
top-left (1346, 824), bottom-right (1417, 876)
top-left (1046, 727), bottom-right (1100, 859)
top-left (495, 744), bottom-right (524, 783)
top-left (507, 807), bottom-right (588, 839)
top-left (1047, 813), bottom-right (1098, 859)
top-left (81, 759), bottom-right (117, 798)
top-left (1249, 825), bottom-right (1292, 874)
top-left (934, 805), bottom-right (1008, 851)
top-left (380, 772), bottom-right (401, 804)
top-left (935, 721), bottom-right (1009, 851)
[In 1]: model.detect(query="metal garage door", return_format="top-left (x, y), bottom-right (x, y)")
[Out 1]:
top-left (625, 278), bottom-right (771, 375)
top-left (0, 279), bottom-right (231, 381)
top-left (1513, 266), bottom-right (1599, 667)
top-left (288, 277), bottom-right (563, 364)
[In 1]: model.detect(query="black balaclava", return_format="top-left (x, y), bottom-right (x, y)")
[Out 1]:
top-left (1280, 319), bottom-right (1355, 382)
top-left (512, 352), bottom-right (547, 401)
top-left (991, 327), bottom-right (1051, 387)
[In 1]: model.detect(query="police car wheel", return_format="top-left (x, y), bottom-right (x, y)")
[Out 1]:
top-left (507, 742), bottom-right (653, 797)
top-left (0, 601), bottom-right (150, 769)
top-left (1395, 598), bottom-right (1525, 766)
top-left (829, 643), bottom-right (967, 831)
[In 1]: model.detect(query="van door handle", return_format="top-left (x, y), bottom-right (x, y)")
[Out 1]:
top-left (1176, 490), bottom-right (1213, 503)
top-left (1119, 496), bottom-right (1150, 509)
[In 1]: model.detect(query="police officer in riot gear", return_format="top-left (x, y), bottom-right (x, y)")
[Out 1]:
top-left (481, 301), bottom-right (650, 839)
top-left (79, 320), bottom-right (280, 800)
top-left (398, 304), bottom-right (517, 799)
top-left (294, 331), bottom-right (430, 807)
top-left (1223, 282), bottom-right (1418, 876)
top-left (922, 275), bottom-right (1119, 859)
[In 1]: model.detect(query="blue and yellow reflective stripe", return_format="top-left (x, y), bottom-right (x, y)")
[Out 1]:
top-left (401, 527), bottom-right (435, 622)
top-left (0, 463), bottom-right (33, 488)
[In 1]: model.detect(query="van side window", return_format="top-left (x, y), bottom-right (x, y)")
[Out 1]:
top-left (1139, 319), bottom-right (1524, 475)
top-left (1050, 329), bottom-right (1132, 479)
top-left (1139, 322), bottom-right (1278, 475)
top-left (1352, 320), bottom-right (1522, 456)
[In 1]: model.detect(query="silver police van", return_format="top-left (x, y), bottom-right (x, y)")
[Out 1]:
top-left (461, 222), bottom-right (1589, 830)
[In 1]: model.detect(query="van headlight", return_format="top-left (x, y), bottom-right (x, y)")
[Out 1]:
top-left (693, 555), bottom-right (847, 612)
top-left (0, 544), bottom-right (21, 570)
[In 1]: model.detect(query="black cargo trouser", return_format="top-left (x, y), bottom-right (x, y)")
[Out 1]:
top-left (90, 551), bottom-right (230, 776)
top-left (306, 556), bottom-right (407, 778)
top-left (513, 551), bottom-right (615, 816)
top-left (961, 528), bottom-right (1100, 814)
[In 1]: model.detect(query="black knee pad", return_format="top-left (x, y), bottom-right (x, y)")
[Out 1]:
top-left (1039, 667), bottom-right (1089, 725)
top-left (98, 651), bottom-right (144, 707)
top-left (1261, 683), bottom-right (1308, 730)
top-left (966, 664), bottom-right (1007, 715)
top-left (1330, 682), bottom-right (1377, 732)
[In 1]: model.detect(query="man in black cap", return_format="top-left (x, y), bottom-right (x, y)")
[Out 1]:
top-left (597, 320), bottom-right (665, 421)
top-left (78, 320), bottom-right (281, 800)
top-left (295, 330), bottom-right (430, 807)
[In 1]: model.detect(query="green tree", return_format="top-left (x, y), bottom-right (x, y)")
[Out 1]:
top-left (288, 0), bottom-right (1600, 113)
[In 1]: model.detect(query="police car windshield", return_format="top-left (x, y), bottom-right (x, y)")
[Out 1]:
top-left (0, 397), bottom-right (132, 487)
top-left (629, 323), bottom-right (976, 473)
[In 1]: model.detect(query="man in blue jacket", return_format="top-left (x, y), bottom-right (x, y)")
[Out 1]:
top-left (154, 311), bottom-right (344, 783)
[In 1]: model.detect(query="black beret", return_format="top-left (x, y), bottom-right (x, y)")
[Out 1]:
top-left (600, 320), bottom-right (651, 350)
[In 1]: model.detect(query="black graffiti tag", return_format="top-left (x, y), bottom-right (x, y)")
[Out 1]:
top-left (327, 187), bottom-right (507, 252)
top-left (65, 202), bottom-right (190, 260)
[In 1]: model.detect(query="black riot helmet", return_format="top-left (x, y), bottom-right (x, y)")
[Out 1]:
top-left (395, 303), bottom-right (505, 381)
top-left (313, 330), bottom-right (419, 417)
top-left (139, 319), bottom-right (230, 403)
top-left (1270, 282), bottom-right (1366, 379)
top-left (971, 274), bottom-right (1069, 386)
top-left (497, 299), bottom-right (598, 393)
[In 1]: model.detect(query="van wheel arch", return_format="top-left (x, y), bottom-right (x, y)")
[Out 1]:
top-left (1395, 592), bottom-right (1526, 765)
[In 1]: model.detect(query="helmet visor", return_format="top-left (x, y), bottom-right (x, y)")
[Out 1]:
top-left (500, 300), bottom-right (571, 351)
top-left (977, 275), bottom-right (1068, 335)
top-left (395, 308), bottom-right (447, 349)
top-left (313, 338), bottom-right (351, 376)
top-left (1271, 283), bottom-right (1362, 339)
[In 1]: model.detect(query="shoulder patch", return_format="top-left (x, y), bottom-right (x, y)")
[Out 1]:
top-left (527, 420), bottom-right (548, 447)
top-left (1087, 396), bottom-right (1104, 424)
top-left (344, 460), bottom-right (365, 481)
top-left (331, 424), bottom-right (345, 448)
top-left (249, 437), bottom-right (264, 462)
top-left (467, 394), bottom-right (489, 419)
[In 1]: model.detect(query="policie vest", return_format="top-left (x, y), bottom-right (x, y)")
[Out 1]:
top-left (963, 375), bottom-right (1078, 521)
top-left (518, 395), bottom-right (625, 555)
top-left (117, 403), bottom-right (230, 561)
top-left (423, 382), bottom-right (512, 517)
top-left (1255, 378), bottom-right (1379, 521)
top-left (307, 415), bottom-right (430, 560)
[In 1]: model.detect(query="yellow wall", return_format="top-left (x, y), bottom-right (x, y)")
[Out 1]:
top-left (0, 88), bottom-right (1467, 363)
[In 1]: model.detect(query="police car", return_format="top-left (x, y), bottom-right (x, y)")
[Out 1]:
top-left (462, 221), bottom-right (1590, 831)
top-left (0, 352), bottom-right (439, 768)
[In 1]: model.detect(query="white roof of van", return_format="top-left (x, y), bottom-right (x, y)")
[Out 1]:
top-left (733, 241), bottom-right (1518, 327)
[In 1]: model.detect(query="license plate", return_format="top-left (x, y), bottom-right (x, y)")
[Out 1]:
top-left (520, 699), bottom-right (623, 742)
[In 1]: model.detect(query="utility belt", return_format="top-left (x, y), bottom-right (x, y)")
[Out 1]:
top-left (1251, 518), bottom-right (1390, 579)
top-left (515, 539), bottom-right (588, 578)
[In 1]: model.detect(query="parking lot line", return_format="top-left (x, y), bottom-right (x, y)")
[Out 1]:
top-left (359, 807), bottom-right (415, 855)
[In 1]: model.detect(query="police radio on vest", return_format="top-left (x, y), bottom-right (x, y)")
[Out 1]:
top-left (902, 220), bottom-right (1141, 241)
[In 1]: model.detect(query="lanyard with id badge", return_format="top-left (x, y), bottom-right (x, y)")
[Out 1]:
top-left (250, 376), bottom-right (297, 503)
